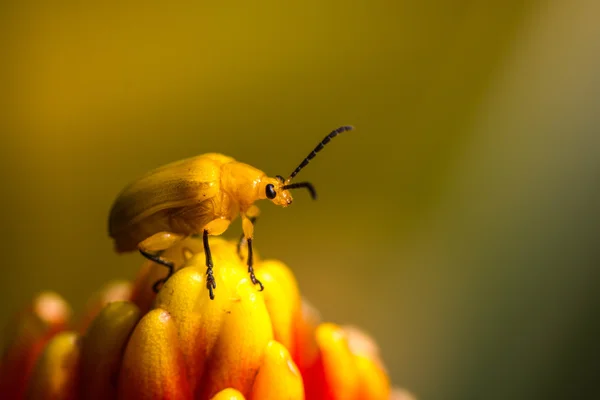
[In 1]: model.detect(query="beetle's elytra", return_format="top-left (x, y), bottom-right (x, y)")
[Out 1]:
top-left (109, 125), bottom-right (354, 299)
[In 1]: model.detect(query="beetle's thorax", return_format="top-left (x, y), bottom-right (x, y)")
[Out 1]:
top-left (220, 161), bottom-right (266, 207)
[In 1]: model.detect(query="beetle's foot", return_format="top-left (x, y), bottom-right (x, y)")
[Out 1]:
top-left (206, 270), bottom-right (216, 300)
top-left (152, 277), bottom-right (168, 293)
top-left (249, 274), bottom-right (264, 291)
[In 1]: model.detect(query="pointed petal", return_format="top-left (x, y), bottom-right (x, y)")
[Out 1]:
top-left (0, 292), bottom-right (71, 399)
top-left (210, 388), bottom-right (246, 400)
top-left (118, 309), bottom-right (191, 400)
top-left (155, 237), bottom-right (264, 397)
top-left (26, 332), bottom-right (81, 400)
top-left (305, 323), bottom-right (360, 400)
top-left (292, 299), bottom-right (321, 372)
top-left (390, 389), bottom-right (417, 400)
top-left (198, 281), bottom-right (273, 399)
top-left (353, 356), bottom-right (390, 400)
top-left (78, 281), bottom-right (132, 332)
top-left (255, 260), bottom-right (301, 350)
top-left (251, 340), bottom-right (304, 400)
top-left (154, 264), bottom-right (240, 394)
top-left (345, 326), bottom-right (390, 400)
top-left (80, 301), bottom-right (141, 400)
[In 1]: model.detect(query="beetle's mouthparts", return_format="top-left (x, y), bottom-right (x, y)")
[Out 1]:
top-left (281, 182), bottom-right (317, 200)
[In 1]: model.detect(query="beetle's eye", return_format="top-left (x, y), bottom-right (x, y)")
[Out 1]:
top-left (266, 184), bottom-right (277, 199)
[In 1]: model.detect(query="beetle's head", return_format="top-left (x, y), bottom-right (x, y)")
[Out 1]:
top-left (259, 175), bottom-right (293, 207)
top-left (261, 125), bottom-right (353, 208)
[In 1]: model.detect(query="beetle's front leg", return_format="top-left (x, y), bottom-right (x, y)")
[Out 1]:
top-left (241, 212), bottom-right (264, 292)
top-left (237, 205), bottom-right (260, 258)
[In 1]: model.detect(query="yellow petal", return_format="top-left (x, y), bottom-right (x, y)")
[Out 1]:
top-left (154, 264), bottom-right (242, 394)
top-left (353, 355), bottom-right (390, 400)
top-left (255, 260), bottom-right (301, 350)
top-left (197, 282), bottom-right (273, 399)
top-left (80, 301), bottom-right (141, 400)
top-left (251, 340), bottom-right (304, 400)
top-left (0, 292), bottom-right (71, 399)
top-left (155, 237), bottom-right (270, 398)
top-left (210, 388), bottom-right (246, 400)
top-left (79, 280), bottom-right (132, 332)
top-left (130, 237), bottom-right (207, 313)
top-left (118, 309), bottom-right (191, 400)
top-left (309, 323), bottom-right (360, 400)
top-left (26, 332), bottom-right (81, 400)
top-left (345, 326), bottom-right (390, 400)
top-left (155, 265), bottom-right (218, 393)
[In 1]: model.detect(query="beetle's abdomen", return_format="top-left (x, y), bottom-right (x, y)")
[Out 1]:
top-left (112, 200), bottom-right (218, 252)
top-left (111, 209), bottom-right (178, 252)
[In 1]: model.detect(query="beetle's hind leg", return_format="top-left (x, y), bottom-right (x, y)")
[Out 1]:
top-left (139, 249), bottom-right (175, 293)
top-left (203, 230), bottom-right (217, 300)
top-left (138, 232), bottom-right (185, 292)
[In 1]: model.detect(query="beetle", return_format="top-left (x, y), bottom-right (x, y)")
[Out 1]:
top-left (108, 125), bottom-right (353, 299)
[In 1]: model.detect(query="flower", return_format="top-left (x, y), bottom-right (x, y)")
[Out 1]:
top-left (1, 237), bottom-right (410, 399)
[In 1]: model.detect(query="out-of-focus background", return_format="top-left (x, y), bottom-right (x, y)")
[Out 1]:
top-left (2, 1), bottom-right (599, 398)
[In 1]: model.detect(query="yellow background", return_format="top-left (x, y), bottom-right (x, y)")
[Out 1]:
top-left (2, 1), bottom-right (600, 398)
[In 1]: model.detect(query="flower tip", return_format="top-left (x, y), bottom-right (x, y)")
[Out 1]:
top-left (27, 331), bottom-right (82, 400)
top-left (118, 308), bottom-right (191, 400)
top-left (344, 325), bottom-right (385, 370)
top-left (80, 301), bottom-right (141, 400)
top-left (79, 281), bottom-right (132, 332)
top-left (34, 291), bottom-right (71, 325)
top-left (391, 388), bottom-right (418, 400)
top-left (210, 388), bottom-right (246, 400)
top-left (251, 340), bottom-right (304, 400)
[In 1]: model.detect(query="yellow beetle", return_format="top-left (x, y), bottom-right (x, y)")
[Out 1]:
top-left (109, 125), bottom-right (353, 299)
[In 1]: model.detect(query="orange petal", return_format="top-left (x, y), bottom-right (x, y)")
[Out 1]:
top-left (305, 323), bottom-right (360, 400)
top-left (292, 299), bottom-right (321, 372)
top-left (78, 280), bottom-right (132, 332)
top-left (210, 388), bottom-right (246, 400)
top-left (80, 301), bottom-right (142, 400)
top-left (118, 309), bottom-right (191, 400)
top-left (197, 281), bottom-right (274, 399)
top-left (251, 340), bottom-right (304, 400)
top-left (255, 260), bottom-right (301, 350)
top-left (0, 292), bottom-right (71, 399)
top-left (26, 331), bottom-right (81, 400)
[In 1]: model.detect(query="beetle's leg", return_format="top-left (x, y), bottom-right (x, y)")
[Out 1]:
top-left (237, 216), bottom-right (258, 258)
top-left (241, 211), bottom-right (263, 291)
top-left (139, 249), bottom-right (175, 293)
top-left (246, 238), bottom-right (264, 291)
top-left (203, 229), bottom-right (217, 300)
top-left (138, 232), bottom-right (185, 292)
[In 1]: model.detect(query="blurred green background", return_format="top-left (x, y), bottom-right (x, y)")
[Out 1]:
top-left (2, 1), bottom-right (600, 399)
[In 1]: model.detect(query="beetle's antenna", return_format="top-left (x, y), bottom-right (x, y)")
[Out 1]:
top-left (281, 182), bottom-right (317, 200)
top-left (287, 125), bottom-right (353, 182)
